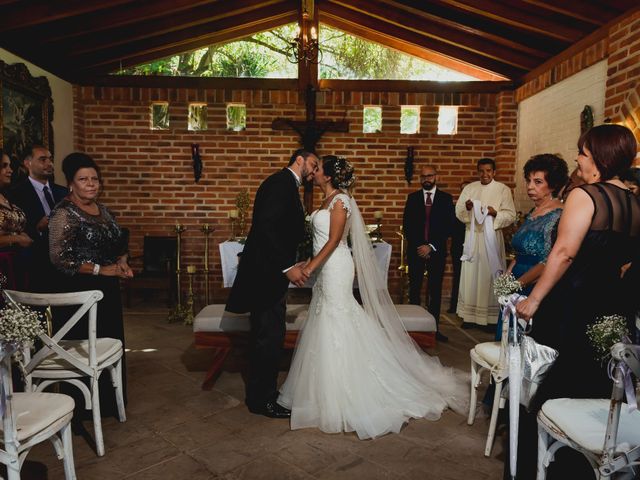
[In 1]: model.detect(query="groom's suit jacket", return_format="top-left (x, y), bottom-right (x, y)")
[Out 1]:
top-left (226, 169), bottom-right (305, 313)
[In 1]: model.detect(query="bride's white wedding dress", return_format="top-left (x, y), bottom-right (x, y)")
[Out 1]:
top-left (278, 193), bottom-right (468, 440)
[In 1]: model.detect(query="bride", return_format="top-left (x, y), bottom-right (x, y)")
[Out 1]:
top-left (278, 155), bottom-right (468, 440)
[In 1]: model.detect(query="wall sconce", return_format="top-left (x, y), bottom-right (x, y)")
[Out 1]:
top-left (287, 24), bottom-right (322, 65)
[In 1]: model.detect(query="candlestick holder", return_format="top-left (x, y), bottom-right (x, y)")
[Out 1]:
top-left (184, 265), bottom-right (196, 325)
top-left (201, 224), bottom-right (214, 305)
top-left (397, 227), bottom-right (410, 304)
top-left (168, 223), bottom-right (188, 323)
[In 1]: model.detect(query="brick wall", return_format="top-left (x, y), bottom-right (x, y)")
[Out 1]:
top-left (73, 85), bottom-right (505, 306)
top-left (604, 10), bottom-right (640, 143)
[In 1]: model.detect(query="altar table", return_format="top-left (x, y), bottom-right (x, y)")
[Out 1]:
top-left (219, 240), bottom-right (392, 288)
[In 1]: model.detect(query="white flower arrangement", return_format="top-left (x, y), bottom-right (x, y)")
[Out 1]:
top-left (0, 302), bottom-right (45, 345)
top-left (493, 272), bottom-right (522, 298)
top-left (586, 314), bottom-right (630, 361)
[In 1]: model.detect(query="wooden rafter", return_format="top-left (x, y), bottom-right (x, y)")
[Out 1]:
top-left (329, 0), bottom-right (542, 68)
top-left (321, 3), bottom-right (523, 79)
top-left (0, 0), bottom-right (136, 31)
top-left (432, 0), bottom-right (588, 42)
top-left (18, 0), bottom-right (226, 43)
top-left (77, 13), bottom-right (297, 76)
top-left (49, 0), bottom-right (288, 56)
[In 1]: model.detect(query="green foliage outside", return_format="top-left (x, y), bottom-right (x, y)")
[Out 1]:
top-left (363, 107), bottom-right (382, 133)
top-left (401, 107), bottom-right (419, 134)
top-left (118, 24), bottom-right (476, 81)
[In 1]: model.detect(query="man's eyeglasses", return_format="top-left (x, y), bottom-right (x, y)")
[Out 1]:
top-left (420, 174), bottom-right (436, 179)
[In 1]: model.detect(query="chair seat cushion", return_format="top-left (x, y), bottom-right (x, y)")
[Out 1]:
top-left (38, 338), bottom-right (123, 369)
top-left (193, 304), bottom-right (436, 333)
top-left (2, 392), bottom-right (74, 441)
top-left (541, 398), bottom-right (640, 454)
top-left (472, 342), bottom-right (501, 367)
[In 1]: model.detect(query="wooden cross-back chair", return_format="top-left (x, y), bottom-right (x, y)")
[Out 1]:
top-left (4, 289), bottom-right (126, 457)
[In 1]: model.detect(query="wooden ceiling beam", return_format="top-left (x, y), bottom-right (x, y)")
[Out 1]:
top-left (321, 12), bottom-right (520, 80)
top-left (0, 0), bottom-right (136, 32)
top-left (319, 78), bottom-right (513, 92)
top-left (328, 0), bottom-right (541, 68)
top-left (75, 13), bottom-right (297, 77)
top-left (391, 0), bottom-right (567, 54)
top-left (432, 0), bottom-right (587, 42)
top-left (322, 4), bottom-right (524, 79)
top-left (518, 3), bottom-right (640, 84)
top-left (16, 0), bottom-right (224, 43)
top-left (66, 4), bottom-right (295, 65)
top-left (45, 0), bottom-right (288, 55)
top-left (375, 0), bottom-right (552, 58)
top-left (518, 0), bottom-right (621, 25)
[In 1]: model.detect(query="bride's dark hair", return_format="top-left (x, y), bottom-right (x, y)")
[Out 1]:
top-left (322, 155), bottom-right (356, 190)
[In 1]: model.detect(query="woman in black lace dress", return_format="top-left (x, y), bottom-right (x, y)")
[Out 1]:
top-left (506, 125), bottom-right (640, 479)
top-left (49, 152), bottom-right (133, 416)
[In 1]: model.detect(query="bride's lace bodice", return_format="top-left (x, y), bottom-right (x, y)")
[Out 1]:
top-left (310, 193), bottom-right (352, 255)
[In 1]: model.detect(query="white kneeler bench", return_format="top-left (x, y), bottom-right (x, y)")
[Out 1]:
top-left (193, 304), bottom-right (437, 389)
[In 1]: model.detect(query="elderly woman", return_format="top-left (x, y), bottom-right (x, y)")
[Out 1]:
top-left (49, 152), bottom-right (133, 416)
top-left (508, 125), bottom-right (640, 479)
top-left (495, 154), bottom-right (568, 340)
top-left (0, 149), bottom-right (32, 289)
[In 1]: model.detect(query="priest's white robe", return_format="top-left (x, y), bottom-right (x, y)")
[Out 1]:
top-left (455, 180), bottom-right (516, 326)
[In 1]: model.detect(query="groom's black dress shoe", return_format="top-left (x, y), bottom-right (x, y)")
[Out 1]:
top-left (436, 332), bottom-right (449, 342)
top-left (249, 401), bottom-right (291, 419)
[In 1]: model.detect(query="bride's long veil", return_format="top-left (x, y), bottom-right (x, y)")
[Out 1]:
top-left (348, 195), bottom-right (468, 414)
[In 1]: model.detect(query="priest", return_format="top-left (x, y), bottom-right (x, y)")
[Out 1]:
top-left (455, 158), bottom-right (516, 330)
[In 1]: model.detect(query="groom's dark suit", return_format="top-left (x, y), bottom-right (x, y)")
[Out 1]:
top-left (226, 168), bottom-right (305, 411)
top-left (402, 188), bottom-right (455, 327)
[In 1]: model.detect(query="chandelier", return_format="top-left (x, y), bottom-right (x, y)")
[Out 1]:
top-left (286, 24), bottom-right (322, 65)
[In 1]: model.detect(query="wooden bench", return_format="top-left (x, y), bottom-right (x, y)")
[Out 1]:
top-left (193, 304), bottom-right (437, 390)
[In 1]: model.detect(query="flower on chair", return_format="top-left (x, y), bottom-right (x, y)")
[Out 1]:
top-left (586, 314), bottom-right (630, 362)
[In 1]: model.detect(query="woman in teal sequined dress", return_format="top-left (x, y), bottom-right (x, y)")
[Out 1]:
top-left (496, 154), bottom-right (568, 339)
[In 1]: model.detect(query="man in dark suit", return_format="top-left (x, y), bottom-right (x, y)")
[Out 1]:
top-left (8, 145), bottom-right (68, 291)
top-left (226, 149), bottom-right (319, 418)
top-left (402, 165), bottom-right (455, 342)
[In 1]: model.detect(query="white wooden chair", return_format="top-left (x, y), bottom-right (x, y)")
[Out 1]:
top-left (537, 343), bottom-right (640, 479)
top-left (4, 290), bottom-right (126, 457)
top-left (0, 346), bottom-right (76, 479)
top-left (467, 314), bottom-right (509, 456)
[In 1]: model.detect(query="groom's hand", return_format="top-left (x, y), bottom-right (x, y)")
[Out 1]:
top-left (286, 264), bottom-right (309, 287)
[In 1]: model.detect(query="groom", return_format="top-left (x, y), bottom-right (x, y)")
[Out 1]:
top-left (226, 149), bottom-right (319, 418)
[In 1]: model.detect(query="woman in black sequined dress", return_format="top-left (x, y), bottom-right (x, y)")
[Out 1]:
top-left (49, 152), bottom-right (133, 416)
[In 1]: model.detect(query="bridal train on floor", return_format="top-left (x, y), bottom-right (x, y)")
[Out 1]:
top-left (278, 193), bottom-right (468, 439)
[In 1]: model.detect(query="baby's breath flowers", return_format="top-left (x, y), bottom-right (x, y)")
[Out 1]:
top-left (586, 314), bottom-right (630, 361)
top-left (0, 302), bottom-right (45, 345)
top-left (493, 272), bottom-right (522, 298)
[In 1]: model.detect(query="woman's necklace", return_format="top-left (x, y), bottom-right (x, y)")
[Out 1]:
top-left (323, 188), bottom-right (338, 200)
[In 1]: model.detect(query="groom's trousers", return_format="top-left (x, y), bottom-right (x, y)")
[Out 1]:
top-left (246, 293), bottom-right (287, 410)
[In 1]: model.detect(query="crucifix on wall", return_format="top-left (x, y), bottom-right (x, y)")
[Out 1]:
top-left (272, 84), bottom-right (349, 211)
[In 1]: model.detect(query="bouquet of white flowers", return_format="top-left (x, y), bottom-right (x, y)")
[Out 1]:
top-left (586, 314), bottom-right (630, 361)
top-left (0, 301), bottom-right (45, 345)
top-left (493, 272), bottom-right (522, 298)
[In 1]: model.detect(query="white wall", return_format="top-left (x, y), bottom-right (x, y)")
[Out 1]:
top-left (0, 48), bottom-right (73, 181)
top-left (514, 60), bottom-right (607, 210)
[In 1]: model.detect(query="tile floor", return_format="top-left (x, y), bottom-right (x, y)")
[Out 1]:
top-left (19, 305), bottom-right (505, 479)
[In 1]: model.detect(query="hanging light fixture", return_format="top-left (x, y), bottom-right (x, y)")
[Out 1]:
top-left (286, 24), bottom-right (322, 65)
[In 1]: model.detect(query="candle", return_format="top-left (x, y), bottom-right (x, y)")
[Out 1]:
top-left (373, 211), bottom-right (384, 220)
top-left (229, 209), bottom-right (238, 219)
top-left (187, 265), bottom-right (196, 274)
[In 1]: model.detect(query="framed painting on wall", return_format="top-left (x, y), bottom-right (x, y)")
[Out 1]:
top-left (0, 60), bottom-right (53, 180)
